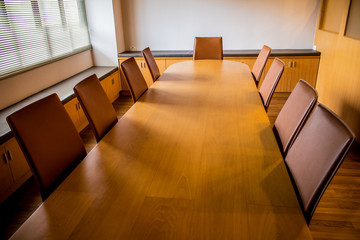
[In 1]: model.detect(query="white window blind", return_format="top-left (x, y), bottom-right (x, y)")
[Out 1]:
top-left (0, 0), bottom-right (91, 80)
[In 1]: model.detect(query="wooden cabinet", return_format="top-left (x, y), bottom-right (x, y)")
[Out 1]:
top-left (0, 146), bottom-right (14, 198)
top-left (64, 98), bottom-right (89, 132)
top-left (0, 138), bottom-right (32, 203)
top-left (135, 59), bottom-right (153, 87)
top-left (287, 57), bottom-right (319, 91)
top-left (6, 138), bottom-right (30, 182)
top-left (119, 54), bottom-right (319, 93)
top-left (261, 57), bottom-right (320, 92)
top-left (100, 71), bottom-right (121, 103)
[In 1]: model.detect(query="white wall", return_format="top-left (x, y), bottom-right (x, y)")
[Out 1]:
top-left (0, 50), bottom-right (93, 110)
top-left (121, 0), bottom-right (320, 50)
top-left (85, 0), bottom-right (119, 65)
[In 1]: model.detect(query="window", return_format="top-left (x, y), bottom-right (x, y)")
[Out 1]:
top-left (0, 0), bottom-right (91, 80)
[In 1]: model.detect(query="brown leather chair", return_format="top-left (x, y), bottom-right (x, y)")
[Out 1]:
top-left (74, 74), bottom-right (118, 142)
top-left (6, 94), bottom-right (86, 200)
top-left (121, 57), bottom-right (148, 102)
top-left (285, 103), bottom-right (355, 224)
top-left (193, 37), bottom-right (223, 60)
top-left (142, 47), bottom-right (160, 82)
top-left (259, 57), bottom-right (285, 111)
top-left (273, 79), bottom-right (318, 156)
top-left (252, 45), bottom-right (271, 87)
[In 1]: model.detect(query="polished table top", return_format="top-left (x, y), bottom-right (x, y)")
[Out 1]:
top-left (11, 60), bottom-right (311, 239)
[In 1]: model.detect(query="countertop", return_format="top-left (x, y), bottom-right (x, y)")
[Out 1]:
top-left (118, 49), bottom-right (321, 58)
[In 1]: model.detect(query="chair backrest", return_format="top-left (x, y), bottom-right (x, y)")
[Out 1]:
top-left (6, 94), bottom-right (86, 200)
top-left (142, 47), bottom-right (160, 82)
top-left (259, 57), bottom-right (284, 111)
top-left (285, 103), bottom-right (355, 224)
top-left (193, 37), bottom-right (223, 60)
top-left (121, 57), bottom-right (148, 102)
top-left (273, 79), bottom-right (318, 156)
top-left (252, 45), bottom-right (271, 87)
top-left (74, 74), bottom-right (118, 142)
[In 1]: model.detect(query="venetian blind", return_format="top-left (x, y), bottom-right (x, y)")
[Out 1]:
top-left (0, 0), bottom-right (91, 79)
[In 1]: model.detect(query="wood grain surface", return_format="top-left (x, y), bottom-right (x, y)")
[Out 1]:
top-left (315, 0), bottom-right (360, 139)
top-left (11, 60), bottom-right (311, 239)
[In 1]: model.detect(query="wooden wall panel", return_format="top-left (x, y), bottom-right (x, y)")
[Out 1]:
top-left (319, 0), bottom-right (346, 33)
top-left (345, 0), bottom-right (360, 39)
top-left (315, 0), bottom-right (360, 139)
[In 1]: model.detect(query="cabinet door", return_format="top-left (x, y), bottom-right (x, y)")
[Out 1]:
top-left (136, 59), bottom-right (153, 87)
top-left (64, 98), bottom-right (88, 132)
top-left (6, 138), bottom-right (30, 182)
top-left (100, 76), bottom-right (111, 100)
top-left (118, 58), bottom-right (129, 91)
top-left (106, 71), bottom-right (121, 103)
top-left (0, 145), bottom-right (14, 195)
top-left (289, 58), bottom-right (320, 91)
top-left (76, 103), bottom-right (89, 131)
top-left (156, 59), bottom-right (166, 74)
top-left (64, 98), bottom-right (81, 130)
top-left (277, 58), bottom-right (292, 92)
top-left (100, 77), bottom-right (108, 94)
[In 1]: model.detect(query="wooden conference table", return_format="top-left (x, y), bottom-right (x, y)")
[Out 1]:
top-left (11, 60), bottom-right (312, 239)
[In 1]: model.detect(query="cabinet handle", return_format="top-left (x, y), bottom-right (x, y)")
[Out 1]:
top-left (293, 61), bottom-right (296, 68)
top-left (7, 150), bottom-right (12, 161)
top-left (112, 78), bottom-right (114, 85)
top-left (3, 153), bottom-right (8, 164)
